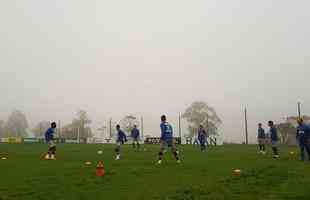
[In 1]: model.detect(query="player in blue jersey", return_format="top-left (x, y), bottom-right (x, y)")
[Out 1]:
top-left (131, 125), bottom-right (140, 150)
top-left (257, 123), bottom-right (266, 154)
top-left (157, 115), bottom-right (180, 164)
top-left (296, 118), bottom-right (310, 161)
top-left (44, 122), bottom-right (57, 160)
top-left (268, 121), bottom-right (280, 158)
top-left (115, 124), bottom-right (127, 160)
top-left (198, 125), bottom-right (207, 152)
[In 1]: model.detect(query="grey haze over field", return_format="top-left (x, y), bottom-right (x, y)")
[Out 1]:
top-left (0, 0), bottom-right (309, 143)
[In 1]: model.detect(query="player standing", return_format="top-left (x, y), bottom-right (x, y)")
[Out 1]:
top-left (157, 115), bottom-right (180, 164)
top-left (115, 124), bottom-right (127, 160)
top-left (44, 122), bottom-right (57, 160)
top-left (296, 118), bottom-right (310, 161)
top-left (198, 125), bottom-right (207, 152)
top-left (268, 121), bottom-right (280, 158)
top-left (131, 125), bottom-right (140, 150)
top-left (257, 123), bottom-right (266, 154)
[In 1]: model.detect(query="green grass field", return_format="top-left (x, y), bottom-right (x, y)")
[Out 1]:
top-left (0, 144), bottom-right (309, 200)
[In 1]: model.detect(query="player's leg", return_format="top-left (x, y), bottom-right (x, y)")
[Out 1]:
top-left (305, 142), bottom-right (310, 161)
top-left (202, 141), bottom-right (207, 151)
top-left (136, 139), bottom-right (140, 150)
top-left (258, 139), bottom-right (262, 152)
top-left (171, 141), bottom-right (180, 162)
top-left (46, 141), bottom-right (53, 159)
top-left (115, 142), bottom-right (121, 160)
top-left (271, 141), bottom-right (279, 158)
top-left (50, 145), bottom-right (56, 160)
top-left (132, 140), bottom-right (136, 149)
top-left (199, 139), bottom-right (205, 151)
top-left (299, 141), bottom-right (305, 161)
top-left (157, 141), bottom-right (165, 164)
top-left (262, 139), bottom-right (266, 152)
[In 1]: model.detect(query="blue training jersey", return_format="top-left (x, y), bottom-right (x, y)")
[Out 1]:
top-left (45, 128), bottom-right (55, 142)
top-left (270, 126), bottom-right (278, 141)
top-left (160, 122), bottom-right (173, 140)
top-left (258, 128), bottom-right (266, 139)
top-left (296, 124), bottom-right (310, 142)
top-left (131, 128), bottom-right (140, 139)
top-left (198, 129), bottom-right (207, 141)
top-left (117, 130), bottom-right (127, 143)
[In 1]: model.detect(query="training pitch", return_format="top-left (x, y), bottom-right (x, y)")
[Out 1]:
top-left (0, 144), bottom-right (309, 200)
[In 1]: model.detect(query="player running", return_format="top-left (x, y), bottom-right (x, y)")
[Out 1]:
top-left (157, 115), bottom-right (180, 164)
top-left (115, 124), bottom-right (127, 160)
top-left (296, 118), bottom-right (310, 161)
top-left (268, 121), bottom-right (280, 158)
top-left (198, 125), bottom-right (207, 152)
top-left (131, 125), bottom-right (140, 150)
top-left (257, 123), bottom-right (266, 154)
top-left (44, 122), bottom-right (57, 160)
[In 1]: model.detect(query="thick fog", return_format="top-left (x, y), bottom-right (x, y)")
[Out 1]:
top-left (1, 0), bottom-right (309, 143)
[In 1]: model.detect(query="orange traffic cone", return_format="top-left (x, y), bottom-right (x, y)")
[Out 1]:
top-left (96, 161), bottom-right (105, 177)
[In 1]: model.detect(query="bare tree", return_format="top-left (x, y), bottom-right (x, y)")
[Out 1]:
top-left (182, 101), bottom-right (222, 137)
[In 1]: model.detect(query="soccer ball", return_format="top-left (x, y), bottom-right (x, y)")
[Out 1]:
top-left (233, 169), bottom-right (241, 176)
top-left (85, 161), bottom-right (92, 165)
top-left (1, 157), bottom-right (7, 160)
top-left (97, 150), bottom-right (103, 155)
top-left (290, 151), bottom-right (295, 155)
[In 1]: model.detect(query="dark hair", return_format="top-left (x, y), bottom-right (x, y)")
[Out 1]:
top-left (116, 124), bottom-right (120, 129)
top-left (258, 123), bottom-right (262, 126)
top-left (268, 121), bottom-right (274, 125)
top-left (161, 115), bottom-right (166, 122)
top-left (51, 122), bottom-right (57, 128)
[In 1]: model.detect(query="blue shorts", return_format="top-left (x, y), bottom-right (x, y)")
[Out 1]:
top-left (161, 138), bottom-right (174, 148)
top-left (271, 140), bottom-right (279, 147)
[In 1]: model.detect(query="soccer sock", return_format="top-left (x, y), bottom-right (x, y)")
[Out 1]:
top-left (275, 147), bottom-right (279, 155)
top-left (272, 147), bottom-right (279, 155)
top-left (173, 150), bottom-right (180, 160)
top-left (259, 145), bottom-right (262, 151)
top-left (137, 142), bottom-right (140, 149)
top-left (158, 152), bottom-right (163, 161)
top-left (262, 145), bottom-right (265, 151)
top-left (115, 147), bottom-right (120, 155)
top-left (50, 146), bottom-right (56, 155)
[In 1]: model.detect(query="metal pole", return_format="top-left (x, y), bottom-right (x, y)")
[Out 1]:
top-left (77, 127), bottom-right (80, 144)
top-left (109, 118), bottom-right (112, 138)
top-left (178, 113), bottom-right (182, 139)
top-left (298, 102), bottom-right (301, 118)
top-left (58, 120), bottom-right (61, 138)
top-left (245, 108), bottom-right (248, 145)
top-left (206, 114), bottom-right (209, 131)
top-left (141, 117), bottom-right (144, 139)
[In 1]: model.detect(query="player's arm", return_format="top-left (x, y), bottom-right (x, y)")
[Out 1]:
top-left (296, 128), bottom-right (299, 139)
top-left (160, 124), bottom-right (165, 140)
top-left (124, 132), bottom-right (127, 142)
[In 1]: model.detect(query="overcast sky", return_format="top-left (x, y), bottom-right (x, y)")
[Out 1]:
top-left (0, 0), bottom-right (309, 143)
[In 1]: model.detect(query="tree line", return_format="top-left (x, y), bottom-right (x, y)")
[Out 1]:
top-left (0, 101), bottom-right (224, 140)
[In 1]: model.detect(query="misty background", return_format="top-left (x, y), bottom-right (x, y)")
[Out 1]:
top-left (0, 0), bottom-right (309, 143)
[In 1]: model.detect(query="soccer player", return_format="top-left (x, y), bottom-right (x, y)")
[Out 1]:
top-left (44, 122), bottom-right (57, 160)
top-left (198, 125), bottom-right (207, 152)
top-left (157, 115), bottom-right (180, 164)
top-left (131, 125), bottom-right (140, 150)
top-left (268, 121), bottom-right (279, 158)
top-left (115, 124), bottom-right (127, 160)
top-left (257, 123), bottom-right (266, 154)
top-left (193, 135), bottom-right (200, 147)
top-left (296, 118), bottom-right (310, 161)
